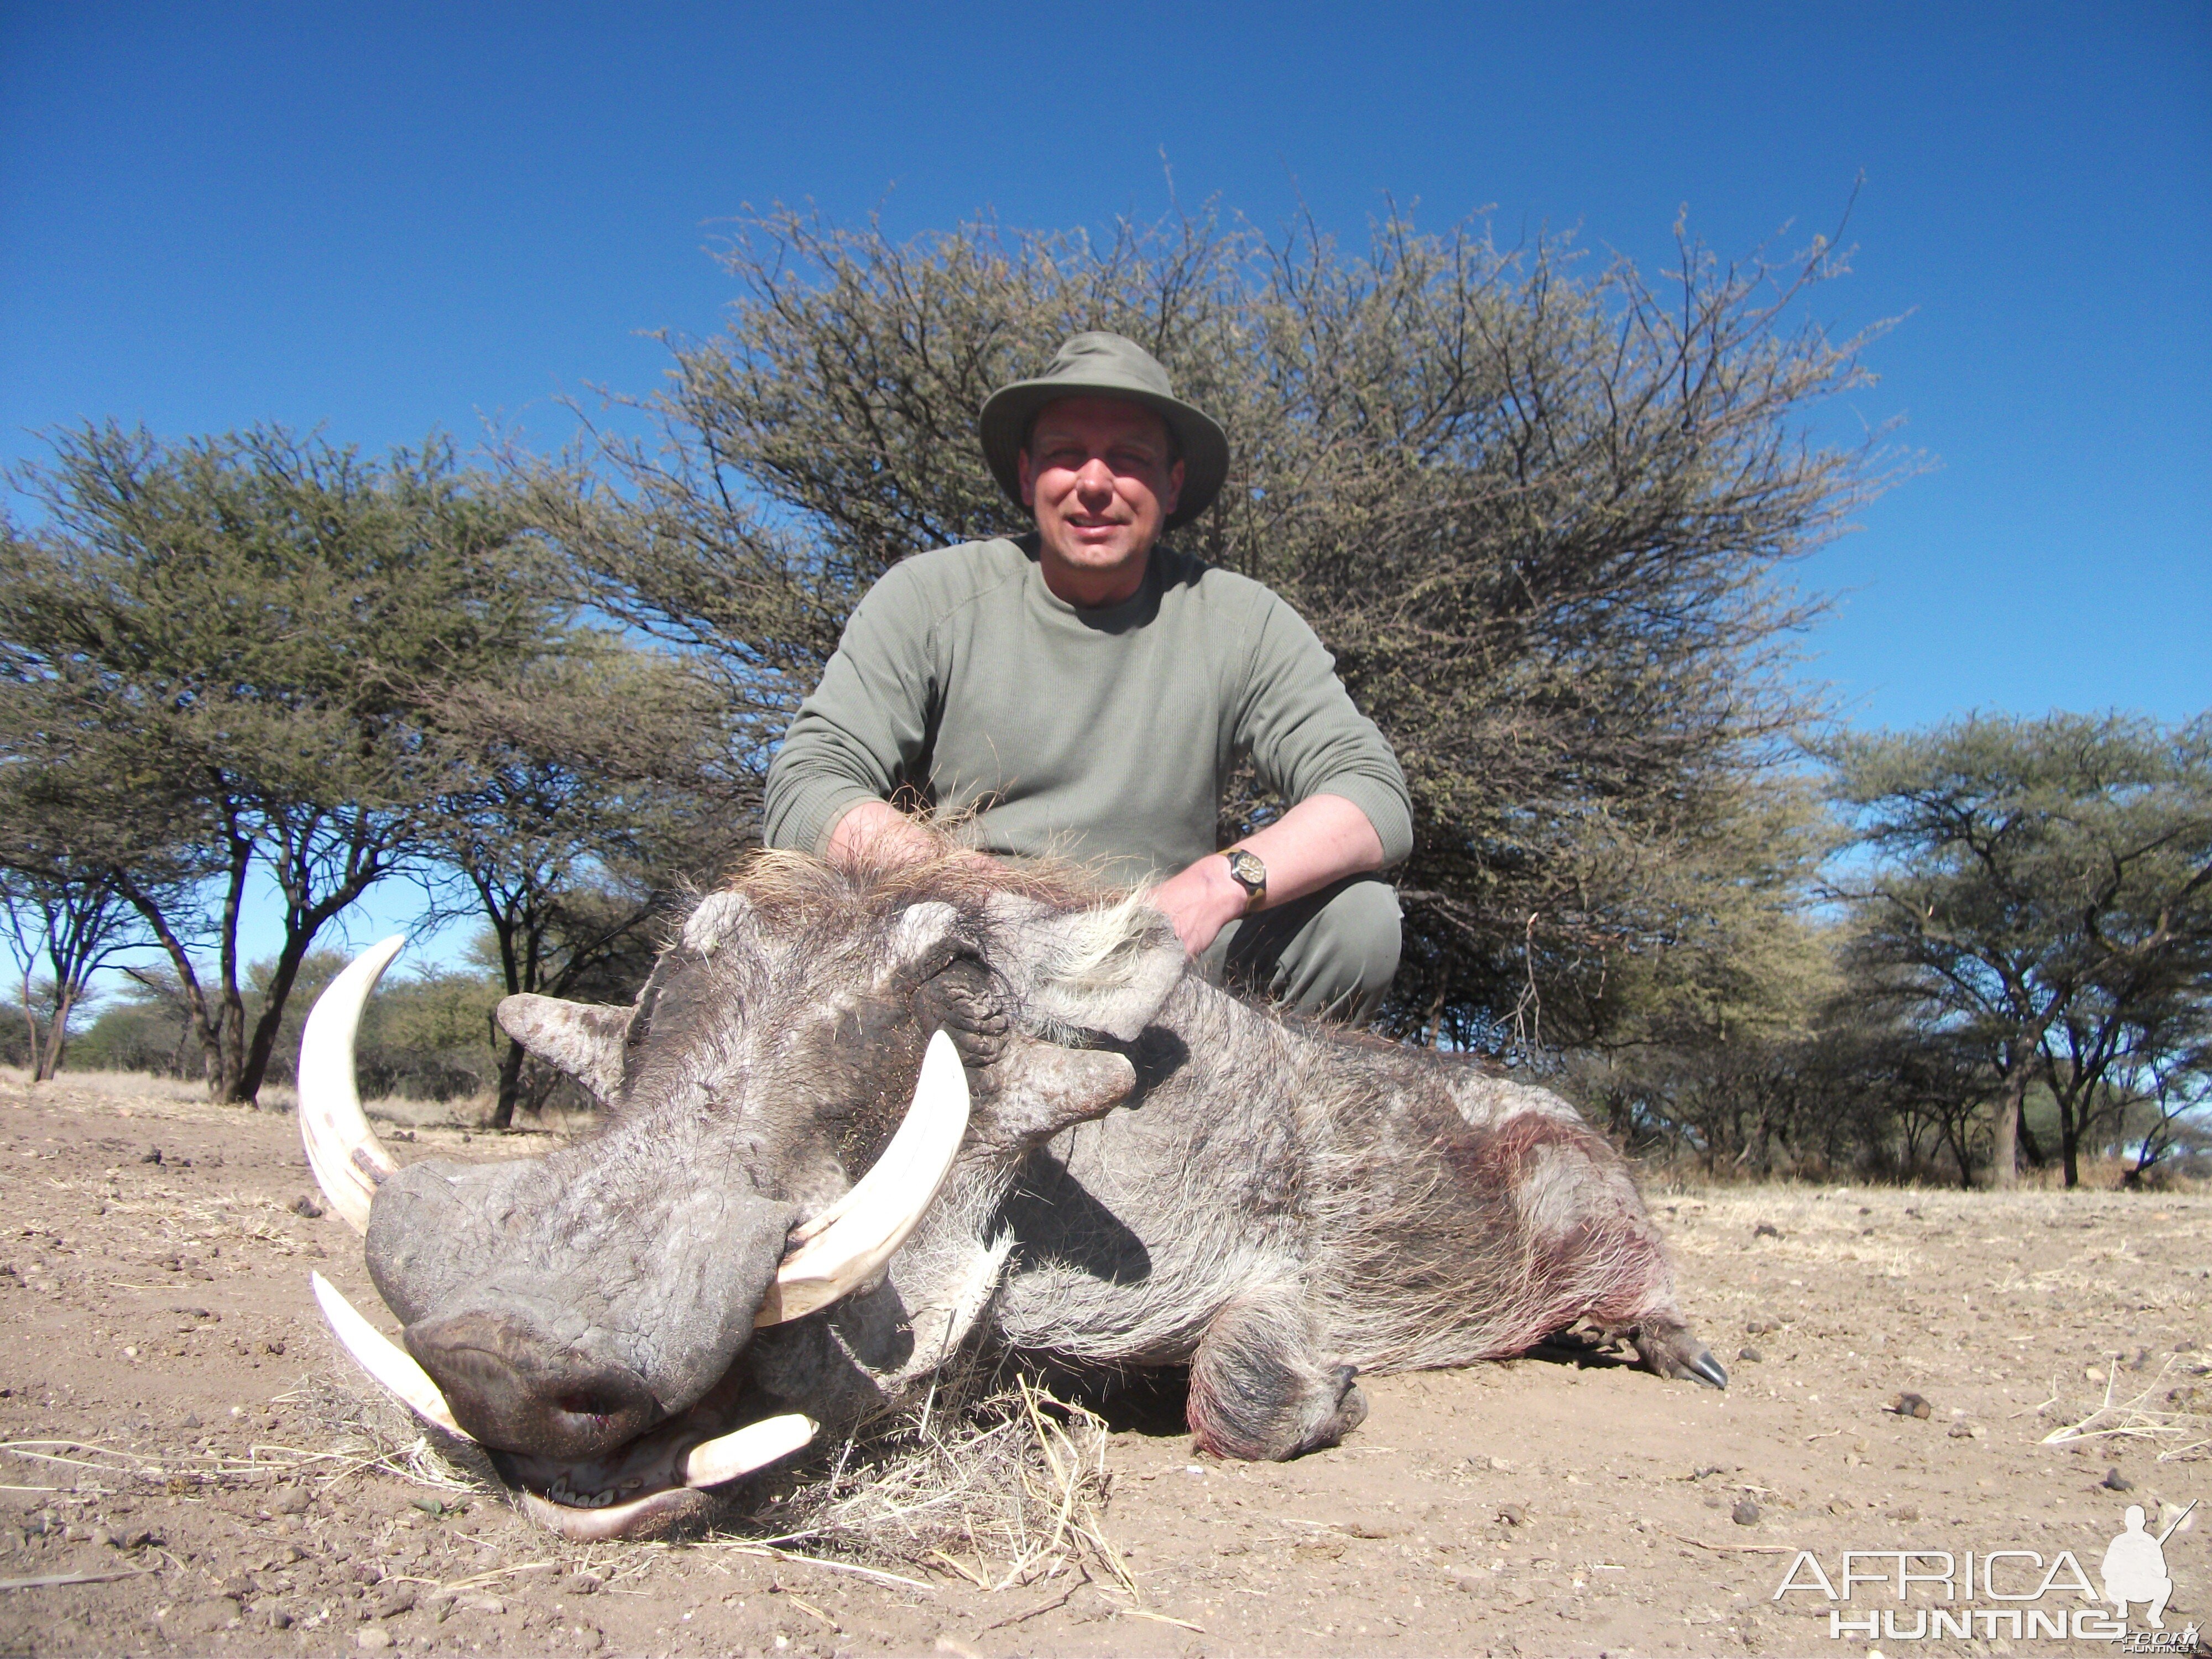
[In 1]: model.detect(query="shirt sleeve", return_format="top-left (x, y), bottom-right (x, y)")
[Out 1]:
top-left (1234, 588), bottom-right (1415, 868)
top-left (762, 563), bottom-right (940, 857)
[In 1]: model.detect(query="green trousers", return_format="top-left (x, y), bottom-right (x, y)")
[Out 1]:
top-left (1200, 873), bottom-right (1402, 1024)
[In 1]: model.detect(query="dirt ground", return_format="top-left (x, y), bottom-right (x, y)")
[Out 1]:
top-left (2, 1070), bottom-right (2205, 1659)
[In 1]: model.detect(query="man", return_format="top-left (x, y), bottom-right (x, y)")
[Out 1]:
top-left (763, 331), bottom-right (1412, 1020)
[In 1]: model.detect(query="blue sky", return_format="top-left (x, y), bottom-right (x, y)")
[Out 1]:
top-left (3, 1), bottom-right (2209, 971)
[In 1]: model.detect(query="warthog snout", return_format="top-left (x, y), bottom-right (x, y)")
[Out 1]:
top-left (405, 1307), bottom-right (663, 1460)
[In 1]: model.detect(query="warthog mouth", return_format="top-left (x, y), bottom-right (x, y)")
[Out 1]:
top-left (314, 1267), bottom-right (817, 1538)
top-left (295, 937), bottom-right (972, 1540)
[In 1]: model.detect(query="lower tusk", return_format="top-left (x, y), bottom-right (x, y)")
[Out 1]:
top-left (757, 1028), bottom-right (970, 1326)
top-left (680, 1413), bottom-right (818, 1488)
top-left (297, 937), bottom-right (408, 1234)
top-left (310, 1271), bottom-right (472, 1441)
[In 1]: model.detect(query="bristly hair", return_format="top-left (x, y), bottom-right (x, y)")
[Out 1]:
top-left (722, 831), bottom-right (1145, 926)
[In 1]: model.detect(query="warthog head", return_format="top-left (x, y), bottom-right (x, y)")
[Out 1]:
top-left (298, 855), bottom-right (1185, 1537)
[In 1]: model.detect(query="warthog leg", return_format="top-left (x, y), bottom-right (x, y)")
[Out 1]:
top-left (1185, 1280), bottom-right (1368, 1461)
top-left (1630, 1319), bottom-right (1728, 1389)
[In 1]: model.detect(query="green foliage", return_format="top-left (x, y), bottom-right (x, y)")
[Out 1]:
top-left (1824, 711), bottom-right (2212, 1186)
top-left (0, 425), bottom-right (566, 1102)
top-left (71, 951), bottom-right (507, 1101)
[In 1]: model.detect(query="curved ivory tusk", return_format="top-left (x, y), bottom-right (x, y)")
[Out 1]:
top-left (680, 1412), bottom-right (818, 1488)
top-left (310, 1271), bottom-right (472, 1441)
top-left (756, 1028), bottom-right (971, 1326)
top-left (298, 936), bottom-right (407, 1234)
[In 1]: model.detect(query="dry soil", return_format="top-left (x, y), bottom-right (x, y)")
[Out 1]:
top-left (1, 1072), bottom-right (2205, 1658)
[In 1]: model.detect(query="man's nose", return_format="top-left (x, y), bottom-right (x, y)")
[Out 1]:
top-left (1073, 457), bottom-right (1115, 498)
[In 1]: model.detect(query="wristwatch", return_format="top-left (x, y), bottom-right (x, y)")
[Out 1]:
top-left (1223, 848), bottom-right (1267, 912)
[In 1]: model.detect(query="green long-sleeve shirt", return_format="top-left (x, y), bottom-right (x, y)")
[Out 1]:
top-left (763, 536), bottom-right (1413, 887)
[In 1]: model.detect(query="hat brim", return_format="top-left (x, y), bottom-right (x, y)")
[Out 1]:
top-left (978, 382), bottom-right (1228, 531)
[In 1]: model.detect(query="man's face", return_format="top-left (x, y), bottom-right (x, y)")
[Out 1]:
top-left (1018, 396), bottom-right (1184, 607)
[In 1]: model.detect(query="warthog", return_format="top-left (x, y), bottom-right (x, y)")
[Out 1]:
top-left (300, 853), bottom-right (1723, 1539)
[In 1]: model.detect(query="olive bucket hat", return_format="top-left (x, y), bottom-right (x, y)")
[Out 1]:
top-left (978, 331), bottom-right (1229, 530)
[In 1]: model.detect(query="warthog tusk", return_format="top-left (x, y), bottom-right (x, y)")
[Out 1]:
top-left (297, 936), bottom-right (406, 1234)
top-left (757, 1027), bottom-right (970, 1325)
top-left (680, 1413), bottom-right (818, 1488)
top-left (310, 1271), bottom-right (472, 1441)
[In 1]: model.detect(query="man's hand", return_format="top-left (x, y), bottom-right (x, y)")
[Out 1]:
top-left (1147, 854), bottom-right (1251, 956)
top-left (823, 799), bottom-right (953, 870)
top-left (1148, 793), bottom-right (1387, 957)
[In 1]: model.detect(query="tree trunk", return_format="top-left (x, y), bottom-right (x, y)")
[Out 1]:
top-left (33, 984), bottom-right (75, 1082)
top-left (1989, 1063), bottom-right (2025, 1190)
top-left (17, 974), bottom-right (38, 1077)
top-left (489, 1037), bottom-right (526, 1131)
top-left (118, 872), bottom-right (231, 1097)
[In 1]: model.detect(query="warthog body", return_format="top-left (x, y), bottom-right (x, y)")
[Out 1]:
top-left (315, 853), bottom-right (1720, 1537)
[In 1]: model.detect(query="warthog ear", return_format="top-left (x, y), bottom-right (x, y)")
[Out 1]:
top-left (681, 890), bottom-right (758, 958)
top-left (982, 892), bottom-right (1185, 1042)
top-left (496, 995), bottom-right (633, 1102)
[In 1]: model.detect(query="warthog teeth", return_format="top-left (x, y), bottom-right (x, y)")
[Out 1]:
top-left (679, 1413), bottom-right (819, 1488)
top-left (297, 936), bottom-right (406, 1234)
top-left (310, 1271), bottom-right (472, 1441)
top-left (757, 1027), bottom-right (971, 1326)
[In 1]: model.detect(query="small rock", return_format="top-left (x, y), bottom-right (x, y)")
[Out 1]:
top-left (375, 1587), bottom-right (416, 1618)
top-left (1753, 1222), bottom-right (1781, 1239)
top-left (571, 1572), bottom-right (603, 1596)
top-left (180, 1412), bottom-right (201, 1430)
top-left (1738, 1346), bottom-right (1764, 1363)
top-left (356, 1629), bottom-right (394, 1652)
top-left (289, 1194), bottom-right (325, 1219)
top-left (2103, 1467), bottom-right (2134, 1492)
top-left (1888, 1504), bottom-right (1920, 1522)
top-left (455, 1594), bottom-right (504, 1615)
top-left (1496, 1503), bottom-right (1527, 1527)
top-left (1731, 1498), bottom-right (1762, 1525)
top-left (271, 1486), bottom-right (311, 1515)
top-left (88, 1526), bottom-right (113, 1547)
top-left (140, 1148), bottom-right (163, 1165)
top-left (1890, 1392), bottom-right (1933, 1419)
top-left (122, 1528), bottom-right (155, 1550)
top-left (1948, 1421), bottom-right (1982, 1439)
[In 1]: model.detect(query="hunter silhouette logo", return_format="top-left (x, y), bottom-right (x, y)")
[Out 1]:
top-left (2101, 1502), bottom-right (2187, 1630)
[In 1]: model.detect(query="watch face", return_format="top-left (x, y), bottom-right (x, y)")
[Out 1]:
top-left (1227, 849), bottom-right (1266, 895)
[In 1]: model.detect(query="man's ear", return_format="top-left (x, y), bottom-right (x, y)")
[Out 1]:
top-left (1162, 457), bottom-right (1184, 519)
top-left (1016, 447), bottom-right (1037, 509)
top-left (982, 891), bottom-right (1186, 1042)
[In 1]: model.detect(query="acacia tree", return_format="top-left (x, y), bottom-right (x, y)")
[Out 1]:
top-left (0, 425), bottom-right (560, 1104)
top-left (0, 802), bottom-right (152, 1079)
top-left (1826, 712), bottom-right (2212, 1187)
top-left (547, 201), bottom-right (1895, 1040)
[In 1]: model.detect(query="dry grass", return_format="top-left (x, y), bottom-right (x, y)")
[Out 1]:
top-left (0, 1065), bottom-right (296, 1113)
top-left (2036, 1349), bottom-right (2212, 1464)
top-left (710, 1353), bottom-right (1135, 1599)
